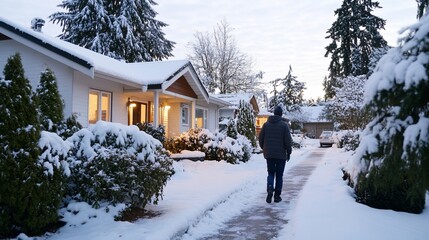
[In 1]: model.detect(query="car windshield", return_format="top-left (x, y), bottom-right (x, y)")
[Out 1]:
top-left (321, 131), bottom-right (333, 136)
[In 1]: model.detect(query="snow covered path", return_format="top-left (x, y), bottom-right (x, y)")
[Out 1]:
top-left (176, 148), bottom-right (325, 239)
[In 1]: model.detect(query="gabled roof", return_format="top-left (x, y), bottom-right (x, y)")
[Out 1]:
top-left (0, 17), bottom-right (209, 101)
top-left (213, 93), bottom-right (259, 113)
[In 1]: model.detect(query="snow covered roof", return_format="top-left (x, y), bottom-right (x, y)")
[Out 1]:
top-left (0, 17), bottom-right (208, 99)
top-left (212, 93), bottom-right (259, 112)
top-left (300, 106), bottom-right (327, 122)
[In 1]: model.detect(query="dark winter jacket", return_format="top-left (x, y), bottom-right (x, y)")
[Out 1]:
top-left (258, 115), bottom-right (292, 160)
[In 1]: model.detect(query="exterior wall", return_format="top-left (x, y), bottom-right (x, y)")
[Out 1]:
top-left (206, 105), bottom-right (219, 132)
top-left (303, 122), bottom-right (334, 139)
top-left (73, 71), bottom-right (128, 127)
top-left (167, 102), bottom-right (181, 137)
top-left (0, 39), bottom-right (74, 117)
top-left (256, 115), bottom-right (269, 138)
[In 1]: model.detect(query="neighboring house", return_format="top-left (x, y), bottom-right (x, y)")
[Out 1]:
top-left (0, 17), bottom-right (230, 138)
top-left (213, 93), bottom-right (260, 120)
top-left (255, 108), bottom-right (272, 137)
top-left (300, 105), bottom-right (334, 138)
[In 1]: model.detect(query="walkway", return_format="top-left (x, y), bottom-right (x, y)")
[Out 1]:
top-left (198, 149), bottom-right (325, 240)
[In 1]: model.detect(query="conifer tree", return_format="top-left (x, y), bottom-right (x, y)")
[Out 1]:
top-left (325, 0), bottom-right (387, 99)
top-left (36, 68), bottom-right (64, 132)
top-left (351, 13), bottom-right (429, 213)
top-left (0, 54), bottom-right (63, 237)
top-left (236, 100), bottom-right (257, 147)
top-left (268, 65), bottom-right (305, 113)
top-left (50, 0), bottom-right (174, 62)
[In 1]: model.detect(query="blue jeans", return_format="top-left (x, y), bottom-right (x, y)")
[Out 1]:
top-left (266, 158), bottom-right (286, 195)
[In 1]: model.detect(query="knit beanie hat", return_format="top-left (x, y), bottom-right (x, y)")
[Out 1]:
top-left (274, 106), bottom-right (283, 116)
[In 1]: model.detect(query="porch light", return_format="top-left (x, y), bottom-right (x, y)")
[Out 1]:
top-left (127, 98), bottom-right (137, 108)
top-left (164, 105), bottom-right (171, 110)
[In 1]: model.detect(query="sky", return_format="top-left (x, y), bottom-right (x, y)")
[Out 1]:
top-left (0, 0), bottom-right (418, 100)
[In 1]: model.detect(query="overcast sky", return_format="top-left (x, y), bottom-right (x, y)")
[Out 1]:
top-left (0, 0), bottom-right (418, 100)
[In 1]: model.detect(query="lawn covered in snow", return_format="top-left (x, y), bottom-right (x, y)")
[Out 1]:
top-left (19, 139), bottom-right (429, 240)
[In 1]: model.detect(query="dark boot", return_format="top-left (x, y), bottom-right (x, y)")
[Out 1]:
top-left (274, 191), bottom-right (282, 203)
top-left (266, 185), bottom-right (274, 203)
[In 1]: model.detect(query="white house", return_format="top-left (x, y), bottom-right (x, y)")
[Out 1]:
top-left (0, 17), bottom-right (230, 137)
top-left (213, 93), bottom-right (260, 120)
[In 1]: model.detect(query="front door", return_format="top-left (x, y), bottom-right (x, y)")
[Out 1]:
top-left (129, 102), bottom-right (148, 125)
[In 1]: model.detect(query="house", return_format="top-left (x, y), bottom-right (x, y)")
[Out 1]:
top-left (213, 93), bottom-right (259, 120)
top-left (255, 108), bottom-right (272, 137)
top-left (0, 17), bottom-right (230, 137)
top-left (300, 105), bottom-right (333, 138)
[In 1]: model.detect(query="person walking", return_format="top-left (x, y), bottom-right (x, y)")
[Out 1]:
top-left (258, 105), bottom-right (293, 203)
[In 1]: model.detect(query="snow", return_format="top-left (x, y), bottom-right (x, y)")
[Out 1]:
top-left (280, 148), bottom-right (429, 240)
top-left (18, 138), bottom-right (428, 240)
top-left (212, 93), bottom-right (255, 110)
top-left (170, 150), bottom-right (205, 159)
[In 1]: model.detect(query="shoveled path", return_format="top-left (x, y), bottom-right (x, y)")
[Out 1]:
top-left (199, 148), bottom-right (325, 240)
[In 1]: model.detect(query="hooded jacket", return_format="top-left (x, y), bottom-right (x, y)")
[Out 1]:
top-left (258, 115), bottom-right (293, 160)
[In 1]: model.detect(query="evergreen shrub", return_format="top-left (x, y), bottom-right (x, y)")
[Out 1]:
top-left (165, 128), bottom-right (252, 164)
top-left (136, 122), bottom-right (165, 144)
top-left (0, 54), bottom-right (66, 237)
top-left (67, 121), bottom-right (174, 209)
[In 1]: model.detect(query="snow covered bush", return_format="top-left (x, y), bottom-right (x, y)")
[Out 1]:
top-left (347, 14), bottom-right (429, 213)
top-left (165, 128), bottom-right (252, 164)
top-left (66, 121), bottom-right (174, 209)
top-left (36, 68), bottom-right (64, 132)
top-left (336, 130), bottom-right (361, 151)
top-left (136, 122), bottom-right (165, 144)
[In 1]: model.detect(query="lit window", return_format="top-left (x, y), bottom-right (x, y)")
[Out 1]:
top-left (88, 89), bottom-right (111, 124)
top-left (181, 105), bottom-right (189, 125)
top-left (195, 108), bottom-right (207, 128)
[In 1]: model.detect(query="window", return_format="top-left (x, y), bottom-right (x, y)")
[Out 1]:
top-left (195, 108), bottom-right (207, 128)
top-left (181, 104), bottom-right (189, 125)
top-left (88, 89), bottom-right (111, 124)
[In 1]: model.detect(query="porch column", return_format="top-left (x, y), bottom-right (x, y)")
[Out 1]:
top-left (191, 100), bottom-right (196, 129)
top-left (154, 91), bottom-right (159, 125)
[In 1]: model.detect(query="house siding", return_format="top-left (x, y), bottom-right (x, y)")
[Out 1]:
top-left (73, 71), bottom-right (128, 127)
top-left (168, 102), bottom-right (181, 137)
top-left (0, 39), bottom-right (74, 117)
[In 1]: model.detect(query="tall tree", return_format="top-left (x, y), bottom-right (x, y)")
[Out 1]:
top-left (416, 0), bottom-right (428, 19)
top-left (323, 75), bottom-right (369, 130)
top-left (188, 20), bottom-right (260, 94)
top-left (236, 100), bottom-right (257, 147)
top-left (350, 13), bottom-right (429, 213)
top-left (0, 54), bottom-right (63, 237)
top-left (324, 0), bottom-right (387, 99)
top-left (50, 0), bottom-right (174, 62)
top-left (268, 65), bottom-right (306, 113)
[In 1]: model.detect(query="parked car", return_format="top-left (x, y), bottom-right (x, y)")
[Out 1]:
top-left (319, 131), bottom-right (334, 147)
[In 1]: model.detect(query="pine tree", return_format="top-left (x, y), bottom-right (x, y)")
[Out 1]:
top-left (325, 0), bottom-right (387, 99)
top-left (351, 13), bottom-right (429, 213)
top-left (236, 100), bottom-right (257, 147)
top-left (268, 65), bottom-right (305, 113)
top-left (36, 68), bottom-right (64, 132)
top-left (0, 54), bottom-right (64, 237)
top-left (50, 0), bottom-right (174, 62)
top-left (417, 0), bottom-right (428, 19)
top-left (323, 75), bottom-right (369, 130)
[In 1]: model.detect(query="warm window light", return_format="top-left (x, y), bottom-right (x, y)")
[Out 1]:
top-left (164, 105), bottom-right (171, 110)
top-left (129, 102), bottom-right (137, 108)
